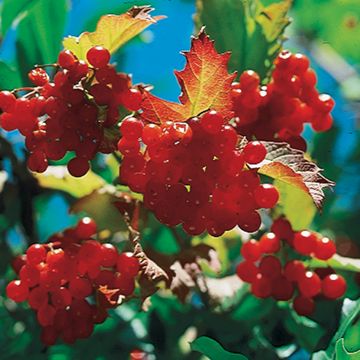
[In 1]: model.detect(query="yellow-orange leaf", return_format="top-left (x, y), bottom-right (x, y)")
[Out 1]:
top-left (141, 29), bottom-right (236, 123)
top-left (63, 6), bottom-right (164, 61)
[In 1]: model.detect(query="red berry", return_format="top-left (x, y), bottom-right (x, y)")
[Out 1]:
top-left (239, 70), bottom-right (260, 90)
top-left (19, 264), bottom-right (40, 287)
top-left (314, 237), bottom-right (336, 260)
top-left (0, 90), bottom-right (16, 112)
top-left (41, 326), bottom-right (58, 346)
top-left (272, 275), bottom-right (294, 301)
top-left (200, 110), bottom-right (224, 134)
top-left (67, 157), bottom-right (90, 177)
top-left (116, 252), bottom-right (140, 277)
top-left (0, 112), bottom-right (17, 131)
top-left (259, 232), bottom-right (280, 253)
top-left (51, 287), bottom-right (72, 309)
top-left (6, 280), bottom-right (29, 302)
top-left (75, 217), bottom-right (97, 239)
top-left (28, 286), bottom-right (48, 309)
top-left (142, 124), bottom-right (161, 145)
top-left (113, 273), bottom-right (135, 296)
top-left (117, 137), bottom-right (140, 156)
top-left (46, 249), bottom-right (66, 270)
top-left (251, 273), bottom-right (272, 298)
top-left (28, 151), bottom-right (48, 173)
top-left (322, 274), bottom-right (346, 299)
top-left (303, 68), bottom-right (317, 87)
top-left (100, 243), bottom-right (118, 267)
top-left (58, 50), bottom-right (77, 69)
top-left (94, 270), bottom-right (115, 286)
top-left (284, 260), bottom-right (306, 282)
top-left (315, 94), bottom-right (335, 113)
top-left (92, 306), bottom-right (108, 324)
top-left (28, 68), bottom-right (49, 86)
top-left (39, 268), bottom-right (62, 291)
top-left (26, 244), bottom-right (47, 265)
top-left (120, 117), bottom-right (144, 140)
top-left (241, 239), bottom-right (261, 261)
top-left (69, 277), bottom-right (92, 299)
top-left (119, 88), bottom-right (143, 111)
top-left (243, 141), bottom-right (267, 164)
top-left (293, 296), bottom-right (315, 316)
top-left (78, 240), bottom-right (102, 265)
top-left (292, 53), bottom-right (310, 74)
top-left (236, 261), bottom-right (259, 283)
top-left (86, 46), bottom-right (110, 68)
top-left (74, 319), bottom-right (94, 339)
top-left (271, 217), bottom-right (293, 243)
top-left (259, 256), bottom-right (282, 279)
top-left (70, 60), bottom-right (89, 81)
top-left (169, 122), bottom-right (193, 144)
top-left (37, 304), bottom-right (56, 327)
top-left (298, 271), bottom-right (321, 297)
top-left (130, 349), bottom-right (147, 360)
top-left (293, 230), bottom-right (318, 256)
top-left (254, 184), bottom-right (279, 208)
top-left (312, 114), bottom-right (333, 132)
top-left (11, 255), bottom-right (26, 274)
top-left (238, 211), bottom-right (262, 233)
top-left (237, 170), bottom-right (260, 190)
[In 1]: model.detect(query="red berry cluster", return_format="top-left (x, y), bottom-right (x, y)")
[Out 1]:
top-left (6, 217), bottom-right (140, 346)
top-left (232, 50), bottom-right (335, 151)
top-left (118, 110), bottom-right (279, 236)
top-left (0, 46), bottom-right (143, 177)
top-left (236, 217), bottom-right (346, 316)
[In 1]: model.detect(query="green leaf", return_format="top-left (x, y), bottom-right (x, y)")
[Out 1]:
top-left (16, 0), bottom-right (68, 82)
top-left (307, 254), bottom-right (360, 273)
top-left (313, 299), bottom-right (360, 360)
top-left (344, 319), bottom-right (360, 354)
top-left (70, 185), bottom-right (135, 233)
top-left (284, 308), bottom-right (326, 352)
top-left (335, 338), bottom-right (360, 360)
top-left (293, 0), bottom-right (360, 64)
top-left (1, 0), bottom-right (35, 35)
top-left (195, 0), bottom-right (291, 79)
top-left (190, 336), bottom-right (248, 360)
top-left (232, 295), bottom-right (275, 322)
top-left (33, 166), bottom-right (105, 198)
top-left (274, 179), bottom-right (317, 230)
top-left (0, 61), bottom-right (22, 90)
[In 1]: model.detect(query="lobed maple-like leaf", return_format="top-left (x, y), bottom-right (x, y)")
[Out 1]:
top-left (140, 29), bottom-right (236, 123)
top-left (257, 142), bottom-right (335, 210)
top-left (63, 6), bottom-right (164, 61)
top-left (195, 0), bottom-right (291, 79)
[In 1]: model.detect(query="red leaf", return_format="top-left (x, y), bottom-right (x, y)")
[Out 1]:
top-left (140, 28), bottom-right (236, 123)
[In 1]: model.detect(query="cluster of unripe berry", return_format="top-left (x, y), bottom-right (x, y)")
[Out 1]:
top-left (118, 110), bottom-right (279, 236)
top-left (6, 217), bottom-right (140, 346)
top-left (236, 217), bottom-right (346, 316)
top-left (232, 50), bottom-right (335, 151)
top-left (0, 46), bottom-right (143, 177)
